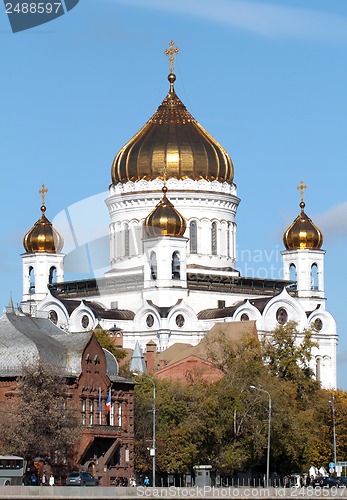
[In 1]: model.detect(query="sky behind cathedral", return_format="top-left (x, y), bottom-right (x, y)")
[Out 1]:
top-left (1, 0), bottom-right (347, 387)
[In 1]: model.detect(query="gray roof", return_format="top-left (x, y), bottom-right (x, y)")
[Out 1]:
top-left (0, 312), bottom-right (92, 378)
top-left (129, 340), bottom-right (146, 374)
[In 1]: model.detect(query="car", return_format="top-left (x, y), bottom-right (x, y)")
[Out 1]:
top-left (66, 472), bottom-right (99, 486)
top-left (312, 476), bottom-right (340, 488)
top-left (334, 477), bottom-right (347, 487)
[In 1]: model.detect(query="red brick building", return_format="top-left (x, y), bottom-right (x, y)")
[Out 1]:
top-left (136, 320), bottom-right (258, 382)
top-left (0, 310), bottom-right (135, 485)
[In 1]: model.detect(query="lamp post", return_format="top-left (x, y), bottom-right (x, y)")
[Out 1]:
top-left (132, 374), bottom-right (156, 487)
top-left (150, 378), bottom-right (156, 488)
top-left (250, 385), bottom-right (271, 487)
top-left (329, 395), bottom-right (337, 469)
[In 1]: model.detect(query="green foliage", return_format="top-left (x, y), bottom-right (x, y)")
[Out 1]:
top-left (93, 329), bottom-right (127, 361)
top-left (133, 324), bottom-right (339, 477)
top-left (0, 360), bottom-right (81, 464)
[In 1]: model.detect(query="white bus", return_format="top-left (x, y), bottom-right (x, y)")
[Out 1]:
top-left (0, 456), bottom-right (26, 485)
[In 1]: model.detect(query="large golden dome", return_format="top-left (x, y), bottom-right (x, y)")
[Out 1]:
top-left (23, 205), bottom-right (64, 254)
top-left (111, 73), bottom-right (234, 185)
top-left (283, 201), bottom-right (323, 250)
top-left (144, 186), bottom-right (186, 237)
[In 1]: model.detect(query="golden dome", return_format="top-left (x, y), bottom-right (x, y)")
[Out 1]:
top-left (283, 201), bottom-right (323, 250)
top-left (144, 186), bottom-right (186, 237)
top-left (111, 73), bottom-right (234, 185)
top-left (23, 205), bottom-right (64, 254)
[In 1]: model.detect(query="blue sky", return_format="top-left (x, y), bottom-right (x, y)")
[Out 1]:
top-left (1, 0), bottom-right (347, 388)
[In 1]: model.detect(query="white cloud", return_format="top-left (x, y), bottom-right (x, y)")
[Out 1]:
top-left (105, 0), bottom-right (347, 42)
top-left (316, 201), bottom-right (347, 240)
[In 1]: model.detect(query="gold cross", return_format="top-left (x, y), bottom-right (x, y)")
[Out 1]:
top-left (297, 180), bottom-right (308, 202)
top-left (164, 41), bottom-right (179, 74)
top-left (39, 183), bottom-right (48, 205)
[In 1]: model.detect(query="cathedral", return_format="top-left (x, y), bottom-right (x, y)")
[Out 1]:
top-left (18, 43), bottom-right (337, 389)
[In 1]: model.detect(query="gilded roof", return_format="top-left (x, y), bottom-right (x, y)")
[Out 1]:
top-left (283, 202), bottom-right (323, 250)
top-left (111, 73), bottom-right (234, 185)
top-left (144, 186), bottom-right (186, 237)
top-left (23, 205), bottom-right (64, 254)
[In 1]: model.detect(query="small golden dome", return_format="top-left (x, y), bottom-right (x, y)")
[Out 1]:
top-left (144, 186), bottom-right (186, 237)
top-left (23, 205), bottom-right (64, 253)
top-left (111, 73), bottom-right (234, 185)
top-left (283, 201), bottom-right (323, 250)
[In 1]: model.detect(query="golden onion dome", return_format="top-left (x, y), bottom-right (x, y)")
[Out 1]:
top-left (144, 186), bottom-right (186, 237)
top-left (111, 73), bottom-right (234, 185)
top-left (283, 201), bottom-right (323, 250)
top-left (23, 205), bottom-right (64, 254)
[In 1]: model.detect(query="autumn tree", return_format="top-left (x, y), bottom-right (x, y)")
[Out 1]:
top-left (0, 360), bottom-right (81, 465)
top-left (93, 329), bottom-right (127, 361)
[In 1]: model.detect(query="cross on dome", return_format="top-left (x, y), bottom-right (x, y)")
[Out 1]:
top-left (164, 41), bottom-right (179, 74)
top-left (39, 183), bottom-right (48, 206)
top-left (297, 180), bottom-right (308, 203)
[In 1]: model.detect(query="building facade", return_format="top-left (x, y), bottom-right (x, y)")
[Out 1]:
top-left (0, 311), bottom-right (135, 485)
top-left (18, 55), bottom-right (337, 389)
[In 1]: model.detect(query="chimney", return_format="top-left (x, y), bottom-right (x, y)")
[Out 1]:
top-left (146, 340), bottom-right (157, 373)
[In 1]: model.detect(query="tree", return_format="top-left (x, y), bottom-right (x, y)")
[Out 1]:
top-left (93, 329), bottom-right (127, 361)
top-left (0, 360), bottom-right (81, 466)
top-left (261, 321), bottom-right (319, 401)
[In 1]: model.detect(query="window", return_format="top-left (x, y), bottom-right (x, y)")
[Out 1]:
top-left (49, 266), bottom-right (57, 284)
top-left (211, 222), bottom-right (217, 256)
top-left (146, 314), bottom-right (154, 328)
top-left (81, 400), bottom-right (86, 425)
top-left (241, 313), bottom-right (249, 321)
top-left (190, 221), bottom-right (197, 254)
top-left (176, 314), bottom-right (185, 327)
top-left (81, 315), bottom-right (89, 329)
top-left (118, 402), bottom-right (122, 427)
top-left (150, 252), bottom-right (157, 280)
top-left (49, 310), bottom-right (58, 325)
top-left (311, 264), bottom-right (318, 290)
top-left (313, 318), bottom-right (323, 332)
top-left (316, 357), bottom-right (321, 383)
top-left (110, 402), bottom-right (115, 426)
top-left (89, 400), bottom-right (94, 426)
top-left (29, 266), bottom-right (35, 294)
top-left (172, 252), bottom-right (180, 280)
top-left (124, 223), bottom-right (129, 257)
top-left (276, 307), bottom-right (288, 325)
top-left (289, 264), bottom-right (296, 283)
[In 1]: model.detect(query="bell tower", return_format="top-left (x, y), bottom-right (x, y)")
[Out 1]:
top-left (21, 185), bottom-right (64, 313)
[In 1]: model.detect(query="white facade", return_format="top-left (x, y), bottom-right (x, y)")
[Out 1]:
top-left (19, 73), bottom-right (338, 390)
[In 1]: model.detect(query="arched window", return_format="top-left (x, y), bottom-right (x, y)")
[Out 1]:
top-left (311, 264), bottom-right (318, 290)
top-left (316, 357), bottom-right (321, 383)
top-left (289, 263), bottom-right (297, 284)
top-left (190, 221), bottom-right (197, 254)
top-left (29, 266), bottom-right (35, 294)
top-left (49, 266), bottom-right (57, 284)
top-left (172, 252), bottom-right (180, 280)
top-left (124, 223), bottom-right (129, 257)
top-left (150, 252), bottom-right (157, 280)
top-left (211, 221), bottom-right (217, 256)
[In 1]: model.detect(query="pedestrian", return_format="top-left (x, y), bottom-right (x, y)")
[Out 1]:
top-left (49, 475), bottom-right (55, 486)
top-left (130, 476), bottom-right (136, 487)
top-left (41, 473), bottom-right (46, 486)
top-left (144, 476), bottom-right (150, 487)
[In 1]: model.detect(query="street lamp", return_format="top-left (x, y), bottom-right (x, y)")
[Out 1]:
top-left (150, 378), bottom-right (156, 488)
top-left (328, 395), bottom-right (337, 470)
top-left (132, 374), bottom-right (156, 487)
top-left (250, 385), bottom-right (272, 487)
